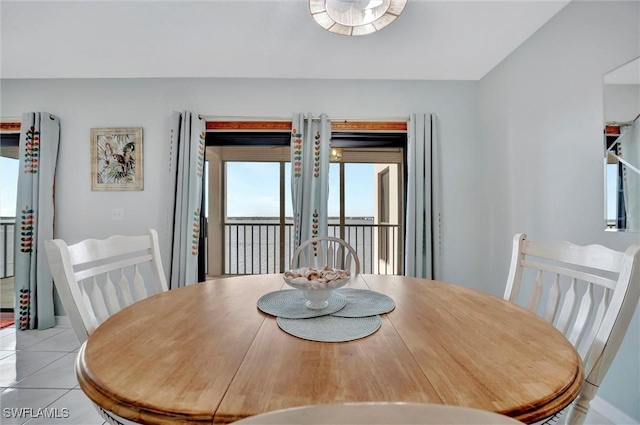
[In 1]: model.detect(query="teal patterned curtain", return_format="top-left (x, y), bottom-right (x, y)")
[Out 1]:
top-left (168, 111), bottom-right (205, 288)
top-left (290, 113), bottom-right (330, 259)
top-left (14, 112), bottom-right (60, 330)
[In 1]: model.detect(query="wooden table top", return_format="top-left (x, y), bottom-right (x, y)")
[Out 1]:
top-left (76, 274), bottom-right (583, 425)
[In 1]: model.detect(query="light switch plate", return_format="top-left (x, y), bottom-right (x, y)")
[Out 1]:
top-left (112, 208), bottom-right (124, 221)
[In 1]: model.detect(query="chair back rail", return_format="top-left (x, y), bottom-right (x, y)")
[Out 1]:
top-left (45, 229), bottom-right (168, 343)
top-left (520, 239), bottom-right (626, 272)
top-left (504, 233), bottom-right (640, 425)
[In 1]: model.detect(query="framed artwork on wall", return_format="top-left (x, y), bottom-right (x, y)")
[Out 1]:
top-left (91, 127), bottom-right (143, 191)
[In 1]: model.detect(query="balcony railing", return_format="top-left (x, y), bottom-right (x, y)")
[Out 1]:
top-left (0, 216), bottom-right (400, 279)
top-left (223, 221), bottom-right (401, 275)
top-left (1, 218), bottom-right (15, 279)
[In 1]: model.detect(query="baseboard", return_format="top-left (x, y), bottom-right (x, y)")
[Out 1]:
top-left (591, 396), bottom-right (639, 425)
top-left (54, 315), bottom-right (71, 328)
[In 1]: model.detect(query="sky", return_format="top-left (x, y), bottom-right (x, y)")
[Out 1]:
top-left (225, 162), bottom-right (375, 218)
top-left (1, 157), bottom-right (19, 217)
top-left (1, 158), bottom-right (375, 218)
top-left (606, 164), bottom-right (620, 221)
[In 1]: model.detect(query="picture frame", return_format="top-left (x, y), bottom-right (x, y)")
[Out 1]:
top-left (91, 127), bottom-right (143, 191)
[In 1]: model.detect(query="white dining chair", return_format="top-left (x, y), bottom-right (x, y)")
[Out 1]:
top-left (504, 233), bottom-right (640, 425)
top-left (45, 229), bottom-right (168, 344)
top-left (45, 229), bottom-right (168, 425)
top-left (290, 236), bottom-right (360, 274)
top-left (230, 402), bottom-right (524, 424)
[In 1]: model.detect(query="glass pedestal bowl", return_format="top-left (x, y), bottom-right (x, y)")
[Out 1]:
top-left (283, 267), bottom-right (351, 309)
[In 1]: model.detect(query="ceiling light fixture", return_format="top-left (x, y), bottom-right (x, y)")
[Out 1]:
top-left (330, 147), bottom-right (343, 161)
top-left (310, 0), bottom-right (408, 36)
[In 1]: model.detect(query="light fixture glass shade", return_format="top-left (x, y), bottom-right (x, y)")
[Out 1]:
top-left (310, 0), bottom-right (407, 36)
top-left (330, 147), bottom-right (343, 161)
top-left (326, 0), bottom-right (390, 26)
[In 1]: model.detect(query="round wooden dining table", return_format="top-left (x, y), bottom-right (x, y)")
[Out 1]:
top-left (76, 274), bottom-right (583, 425)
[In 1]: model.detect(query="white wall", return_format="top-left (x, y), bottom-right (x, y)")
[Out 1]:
top-left (0, 77), bottom-right (480, 305)
top-left (477, 0), bottom-right (640, 420)
top-left (604, 83), bottom-right (640, 123)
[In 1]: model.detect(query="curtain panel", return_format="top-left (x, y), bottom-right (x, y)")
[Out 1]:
top-left (404, 113), bottom-right (442, 280)
top-left (290, 113), bottom-right (330, 263)
top-left (168, 111), bottom-right (205, 289)
top-left (14, 112), bottom-right (60, 330)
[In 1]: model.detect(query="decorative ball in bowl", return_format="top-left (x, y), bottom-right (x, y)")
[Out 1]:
top-left (283, 266), bottom-right (351, 309)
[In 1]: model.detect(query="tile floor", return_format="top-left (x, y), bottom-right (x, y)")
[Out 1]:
top-left (0, 322), bottom-right (106, 425)
top-left (0, 322), bottom-right (618, 425)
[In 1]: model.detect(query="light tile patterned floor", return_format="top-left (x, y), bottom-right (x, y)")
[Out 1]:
top-left (0, 323), bottom-right (105, 425)
top-left (0, 323), bottom-right (619, 425)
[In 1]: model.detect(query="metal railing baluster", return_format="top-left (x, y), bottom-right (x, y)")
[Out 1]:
top-left (2, 223), bottom-right (7, 278)
top-left (236, 225), bottom-right (239, 275)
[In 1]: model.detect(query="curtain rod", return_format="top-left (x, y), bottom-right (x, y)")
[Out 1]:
top-left (199, 115), bottom-right (410, 122)
top-left (0, 116), bottom-right (22, 122)
top-left (1, 114), bottom-right (56, 121)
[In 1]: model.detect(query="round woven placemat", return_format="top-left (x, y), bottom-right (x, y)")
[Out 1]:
top-left (276, 315), bottom-right (382, 342)
top-left (257, 290), bottom-right (347, 319)
top-left (331, 288), bottom-right (395, 318)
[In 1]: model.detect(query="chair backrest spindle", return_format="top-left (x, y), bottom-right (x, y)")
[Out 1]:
top-left (102, 273), bottom-right (121, 316)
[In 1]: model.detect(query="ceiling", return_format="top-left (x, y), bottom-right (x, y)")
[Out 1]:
top-left (0, 0), bottom-right (571, 81)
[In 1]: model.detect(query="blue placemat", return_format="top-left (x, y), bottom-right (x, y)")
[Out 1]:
top-left (276, 315), bottom-right (382, 342)
top-left (331, 288), bottom-right (395, 318)
top-left (257, 289), bottom-right (347, 319)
